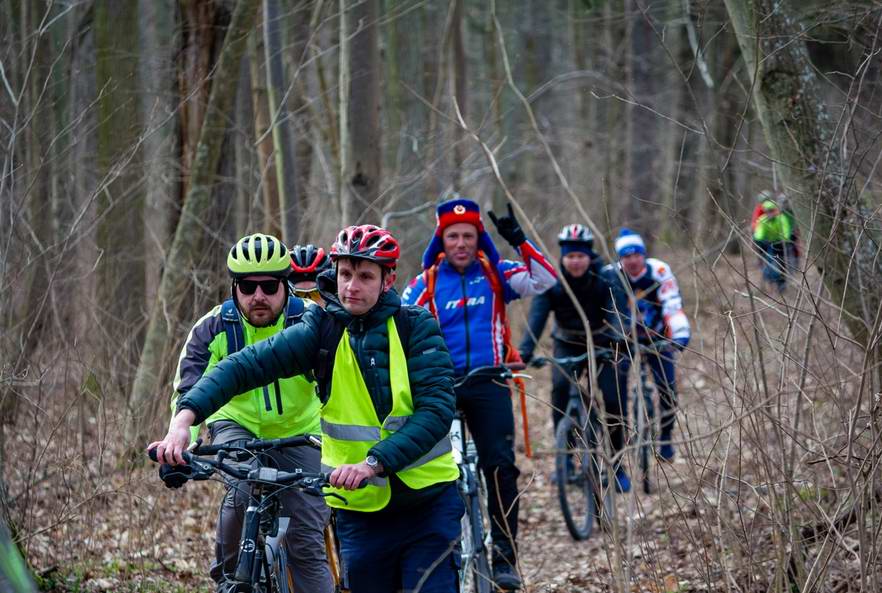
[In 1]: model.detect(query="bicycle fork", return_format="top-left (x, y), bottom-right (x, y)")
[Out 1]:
top-left (234, 505), bottom-right (262, 584)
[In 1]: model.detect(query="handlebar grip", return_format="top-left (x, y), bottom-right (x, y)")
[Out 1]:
top-left (147, 447), bottom-right (159, 463)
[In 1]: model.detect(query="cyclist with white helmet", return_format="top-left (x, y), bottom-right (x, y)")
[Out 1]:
top-left (518, 224), bottom-right (632, 492)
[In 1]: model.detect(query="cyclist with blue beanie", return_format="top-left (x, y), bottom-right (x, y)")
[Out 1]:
top-left (615, 228), bottom-right (690, 462)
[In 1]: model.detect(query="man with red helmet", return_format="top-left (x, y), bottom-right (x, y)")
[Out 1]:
top-left (289, 243), bottom-right (332, 306)
top-left (402, 198), bottom-right (556, 590)
top-left (151, 225), bottom-right (463, 593)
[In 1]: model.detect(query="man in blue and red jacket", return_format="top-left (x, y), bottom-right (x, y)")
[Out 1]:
top-left (616, 228), bottom-right (691, 461)
top-left (402, 198), bottom-right (556, 590)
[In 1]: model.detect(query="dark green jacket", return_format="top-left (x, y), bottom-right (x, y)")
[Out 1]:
top-left (178, 281), bottom-right (456, 477)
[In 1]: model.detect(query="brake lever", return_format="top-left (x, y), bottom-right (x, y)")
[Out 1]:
top-left (322, 491), bottom-right (349, 505)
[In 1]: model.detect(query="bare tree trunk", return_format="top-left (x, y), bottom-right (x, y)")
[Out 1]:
top-left (338, 0), bottom-right (352, 226)
top-left (0, 0), bottom-right (55, 423)
top-left (263, 0), bottom-right (299, 243)
top-left (625, 0), bottom-right (662, 240)
top-left (126, 0), bottom-right (260, 455)
top-left (723, 1), bottom-right (882, 346)
top-left (139, 0), bottom-right (179, 307)
top-left (284, 1), bottom-right (315, 242)
top-left (95, 0), bottom-right (146, 387)
top-left (450, 0), bottom-right (467, 188)
top-left (249, 29), bottom-right (282, 238)
top-left (342, 0), bottom-right (382, 223)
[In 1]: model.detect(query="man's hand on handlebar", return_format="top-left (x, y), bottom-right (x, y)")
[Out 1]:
top-left (330, 462), bottom-right (377, 490)
top-left (147, 409), bottom-right (196, 466)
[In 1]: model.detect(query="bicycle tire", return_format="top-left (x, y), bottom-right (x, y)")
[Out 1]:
top-left (270, 544), bottom-right (290, 593)
top-left (586, 413), bottom-right (615, 535)
top-left (555, 415), bottom-right (596, 540)
top-left (324, 519), bottom-right (349, 593)
top-left (633, 374), bottom-right (657, 495)
top-left (459, 470), bottom-right (493, 593)
top-left (634, 391), bottom-right (652, 495)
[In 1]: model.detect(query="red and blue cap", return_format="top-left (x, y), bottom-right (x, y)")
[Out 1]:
top-left (421, 198), bottom-right (500, 269)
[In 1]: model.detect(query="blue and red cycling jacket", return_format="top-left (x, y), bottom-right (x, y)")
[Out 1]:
top-left (401, 240), bottom-right (556, 374)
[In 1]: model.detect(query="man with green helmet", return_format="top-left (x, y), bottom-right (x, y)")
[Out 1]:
top-left (162, 233), bottom-right (332, 593)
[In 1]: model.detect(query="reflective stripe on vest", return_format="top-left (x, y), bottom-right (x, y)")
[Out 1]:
top-left (320, 316), bottom-right (459, 512)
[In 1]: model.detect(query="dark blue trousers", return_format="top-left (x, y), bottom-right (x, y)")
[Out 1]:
top-left (642, 350), bottom-right (677, 439)
top-left (336, 484), bottom-right (463, 593)
top-left (455, 379), bottom-right (520, 566)
top-left (624, 349), bottom-right (678, 440)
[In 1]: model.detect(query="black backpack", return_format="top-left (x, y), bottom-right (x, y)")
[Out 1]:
top-left (313, 307), bottom-right (413, 403)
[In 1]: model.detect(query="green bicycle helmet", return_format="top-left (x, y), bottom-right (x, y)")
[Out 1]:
top-left (227, 233), bottom-right (292, 279)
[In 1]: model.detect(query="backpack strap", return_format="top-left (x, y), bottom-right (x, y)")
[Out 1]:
top-left (223, 297), bottom-right (304, 358)
top-left (475, 251), bottom-right (522, 365)
top-left (393, 306), bottom-right (413, 354)
top-left (314, 314), bottom-right (346, 404)
top-left (418, 253), bottom-right (445, 318)
top-left (220, 299), bottom-right (245, 357)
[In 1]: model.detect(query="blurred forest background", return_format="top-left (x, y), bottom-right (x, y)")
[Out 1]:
top-left (2, 0), bottom-right (882, 591)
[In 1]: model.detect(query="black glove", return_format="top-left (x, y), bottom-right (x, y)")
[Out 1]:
top-left (159, 463), bottom-right (192, 489)
top-left (487, 203), bottom-right (527, 248)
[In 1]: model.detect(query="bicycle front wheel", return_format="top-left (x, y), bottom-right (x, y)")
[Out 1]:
top-left (270, 545), bottom-right (292, 593)
top-left (459, 470), bottom-right (492, 593)
top-left (555, 415), bottom-right (597, 540)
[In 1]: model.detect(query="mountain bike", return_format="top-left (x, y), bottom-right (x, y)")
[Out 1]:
top-left (631, 339), bottom-right (676, 495)
top-left (532, 353), bottom-right (614, 541)
top-left (452, 364), bottom-right (526, 593)
top-left (149, 436), bottom-right (348, 593)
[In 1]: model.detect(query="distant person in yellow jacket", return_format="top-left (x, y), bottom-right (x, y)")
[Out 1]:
top-left (752, 192), bottom-right (797, 293)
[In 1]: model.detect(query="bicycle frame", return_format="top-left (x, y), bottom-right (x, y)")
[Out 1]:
top-left (149, 437), bottom-right (345, 593)
top-left (451, 365), bottom-right (525, 593)
top-left (450, 411), bottom-right (492, 593)
top-left (534, 353), bottom-right (614, 541)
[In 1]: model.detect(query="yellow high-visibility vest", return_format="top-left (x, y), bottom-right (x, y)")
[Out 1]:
top-left (320, 317), bottom-right (459, 512)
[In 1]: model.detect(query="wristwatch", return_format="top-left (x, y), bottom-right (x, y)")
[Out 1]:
top-left (365, 455), bottom-right (383, 474)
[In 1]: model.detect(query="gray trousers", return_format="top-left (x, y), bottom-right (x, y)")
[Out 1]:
top-left (208, 421), bottom-right (333, 593)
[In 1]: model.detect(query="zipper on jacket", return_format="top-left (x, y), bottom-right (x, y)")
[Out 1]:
top-left (460, 272), bottom-right (471, 373)
top-left (274, 379), bottom-right (283, 415)
top-left (355, 331), bottom-right (381, 406)
top-left (262, 385), bottom-right (272, 412)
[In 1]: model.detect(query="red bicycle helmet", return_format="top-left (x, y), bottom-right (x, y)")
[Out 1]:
top-left (290, 244), bottom-right (332, 283)
top-left (330, 225), bottom-right (400, 269)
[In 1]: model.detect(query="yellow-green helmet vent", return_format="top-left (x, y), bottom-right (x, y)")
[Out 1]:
top-left (227, 233), bottom-right (291, 278)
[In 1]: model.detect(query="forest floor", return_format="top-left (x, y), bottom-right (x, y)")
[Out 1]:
top-left (14, 249), bottom-right (877, 592)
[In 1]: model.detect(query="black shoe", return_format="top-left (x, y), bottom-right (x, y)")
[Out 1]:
top-left (493, 563), bottom-right (522, 590)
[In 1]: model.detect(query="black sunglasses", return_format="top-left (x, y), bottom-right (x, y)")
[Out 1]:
top-left (237, 278), bottom-right (282, 296)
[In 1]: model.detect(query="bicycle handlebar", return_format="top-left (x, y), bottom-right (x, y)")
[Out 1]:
top-left (453, 363), bottom-right (527, 388)
top-left (148, 435), bottom-right (329, 489)
top-left (531, 339), bottom-right (676, 370)
top-left (191, 434), bottom-right (321, 456)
